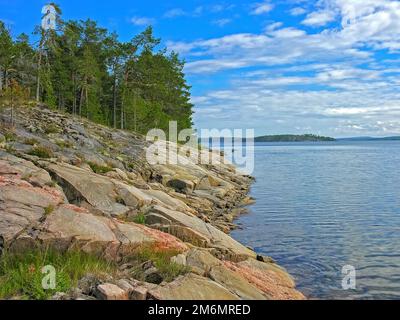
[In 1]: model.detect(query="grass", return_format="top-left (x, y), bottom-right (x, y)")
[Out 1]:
top-left (0, 248), bottom-right (118, 300)
top-left (4, 132), bottom-right (16, 142)
top-left (132, 213), bottom-right (146, 225)
top-left (55, 140), bottom-right (74, 149)
top-left (24, 138), bottom-right (39, 146)
top-left (28, 146), bottom-right (54, 159)
top-left (44, 205), bottom-right (55, 216)
top-left (44, 124), bottom-right (59, 135)
top-left (123, 245), bottom-right (189, 283)
top-left (4, 145), bottom-right (15, 153)
top-left (87, 161), bottom-right (113, 174)
top-left (45, 180), bottom-right (57, 188)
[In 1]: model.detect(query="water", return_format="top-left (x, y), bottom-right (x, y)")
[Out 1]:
top-left (231, 141), bottom-right (400, 300)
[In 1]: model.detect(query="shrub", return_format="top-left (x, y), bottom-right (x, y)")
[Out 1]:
top-left (0, 248), bottom-right (117, 300)
top-left (87, 161), bottom-right (113, 174)
top-left (28, 146), bottom-right (54, 159)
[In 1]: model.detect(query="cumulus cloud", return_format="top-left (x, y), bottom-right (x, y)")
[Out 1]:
top-left (302, 10), bottom-right (337, 26)
top-left (251, 1), bottom-right (274, 15)
top-left (130, 16), bottom-right (155, 26)
top-left (170, 0), bottom-right (400, 136)
top-left (290, 7), bottom-right (307, 16)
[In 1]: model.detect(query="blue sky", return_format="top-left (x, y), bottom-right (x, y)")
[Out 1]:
top-left (2, 0), bottom-right (400, 137)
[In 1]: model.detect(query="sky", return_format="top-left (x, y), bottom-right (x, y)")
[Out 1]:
top-left (2, 0), bottom-right (400, 137)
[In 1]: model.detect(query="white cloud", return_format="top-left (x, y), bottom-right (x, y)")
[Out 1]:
top-left (130, 16), bottom-right (155, 26)
top-left (171, 0), bottom-right (400, 136)
top-left (302, 10), bottom-right (337, 26)
top-left (213, 19), bottom-right (232, 27)
top-left (251, 1), bottom-right (274, 15)
top-left (164, 9), bottom-right (186, 19)
top-left (290, 7), bottom-right (307, 16)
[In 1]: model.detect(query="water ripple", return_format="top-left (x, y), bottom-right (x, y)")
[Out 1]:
top-left (232, 141), bottom-right (400, 300)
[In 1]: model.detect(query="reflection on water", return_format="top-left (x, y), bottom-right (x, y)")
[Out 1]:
top-left (231, 141), bottom-right (400, 300)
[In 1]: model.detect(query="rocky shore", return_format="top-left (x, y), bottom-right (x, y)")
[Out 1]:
top-left (0, 106), bottom-right (305, 300)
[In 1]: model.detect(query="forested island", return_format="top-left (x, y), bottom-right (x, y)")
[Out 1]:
top-left (255, 134), bottom-right (336, 142)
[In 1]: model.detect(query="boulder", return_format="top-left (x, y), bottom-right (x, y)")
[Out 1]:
top-left (39, 204), bottom-right (120, 256)
top-left (0, 175), bottom-right (64, 244)
top-left (37, 204), bottom-right (187, 259)
top-left (208, 265), bottom-right (267, 300)
top-left (149, 205), bottom-right (256, 260)
top-left (46, 163), bottom-right (120, 216)
top-left (143, 189), bottom-right (193, 213)
top-left (148, 274), bottom-right (239, 300)
top-left (130, 286), bottom-right (148, 301)
top-left (0, 153), bottom-right (53, 187)
top-left (114, 181), bottom-right (153, 208)
top-left (96, 283), bottom-right (129, 300)
top-left (224, 259), bottom-right (306, 300)
top-left (185, 248), bottom-right (222, 274)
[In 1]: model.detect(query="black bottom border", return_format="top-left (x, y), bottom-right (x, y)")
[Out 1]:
top-left (0, 300), bottom-right (397, 319)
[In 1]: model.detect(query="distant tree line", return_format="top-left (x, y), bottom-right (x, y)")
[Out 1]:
top-left (0, 4), bottom-right (193, 133)
top-left (255, 134), bottom-right (336, 142)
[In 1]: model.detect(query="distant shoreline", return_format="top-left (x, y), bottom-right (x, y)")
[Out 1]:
top-left (337, 136), bottom-right (400, 141)
top-left (255, 134), bottom-right (335, 142)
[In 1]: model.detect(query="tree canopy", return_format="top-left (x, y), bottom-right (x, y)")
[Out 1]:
top-left (0, 7), bottom-right (193, 134)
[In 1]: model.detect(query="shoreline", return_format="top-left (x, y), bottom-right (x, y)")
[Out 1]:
top-left (0, 106), bottom-right (305, 300)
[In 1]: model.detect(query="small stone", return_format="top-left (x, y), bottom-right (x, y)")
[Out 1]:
top-left (130, 286), bottom-right (148, 301)
top-left (171, 254), bottom-right (187, 266)
top-left (141, 260), bottom-right (154, 271)
top-left (116, 279), bottom-right (134, 292)
top-left (78, 274), bottom-right (101, 295)
top-left (119, 263), bottom-right (134, 271)
top-left (257, 255), bottom-right (276, 264)
top-left (96, 283), bottom-right (129, 300)
top-left (51, 292), bottom-right (69, 300)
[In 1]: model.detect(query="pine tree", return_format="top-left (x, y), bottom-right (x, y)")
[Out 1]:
top-left (1, 5), bottom-right (194, 134)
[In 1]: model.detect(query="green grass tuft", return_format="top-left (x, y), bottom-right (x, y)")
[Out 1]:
top-left (124, 245), bottom-right (189, 283)
top-left (55, 140), bottom-right (74, 149)
top-left (44, 205), bottom-right (55, 216)
top-left (44, 124), bottom-right (59, 135)
top-left (4, 132), bottom-right (16, 142)
top-left (28, 146), bottom-right (54, 159)
top-left (0, 248), bottom-right (117, 300)
top-left (24, 138), bottom-right (39, 146)
top-left (132, 213), bottom-right (146, 225)
top-left (87, 161), bottom-right (113, 174)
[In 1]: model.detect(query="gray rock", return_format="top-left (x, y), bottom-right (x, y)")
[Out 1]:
top-left (96, 283), bottom-right (129, 300)
top-left (148, 274), bottom-right (239, 300)
top-left (144, 267), bottom-right (163, 285)
top-left (130, 286), bottom-right (148, 301)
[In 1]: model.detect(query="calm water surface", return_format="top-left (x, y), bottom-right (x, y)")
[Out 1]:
top-left (231, 141), bottom-right (400, 300)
